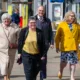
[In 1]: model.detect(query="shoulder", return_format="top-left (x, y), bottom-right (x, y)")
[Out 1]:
top-left (21, 27), bottom-right (28, 33)
top-left (34, 15), bottom-right (38, 20)
top-left (12, 13), bottom-right (15, 16)
top-left (10, 23), bottom-right (18, 28)
top-left (36, 28), bottom-right (42, 32)
top-left (58, 21), bottom-right (67, 27)
top-left (44, 17), bottom-right (51, 22)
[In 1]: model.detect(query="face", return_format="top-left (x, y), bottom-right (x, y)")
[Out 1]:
top-left (68, 13), bottom-right (75, 23)
top-left (28, 20), bottom-right (36, 30)
top-left (38, 6), bottom-right (45, 17)
top-left (3, 18), bottom-right (11, 26)
top-left (15, 9), bottom-right (19, 14)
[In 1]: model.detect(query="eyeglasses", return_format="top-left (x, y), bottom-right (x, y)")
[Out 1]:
top-left (4, 20), bottom-right (10, 23)
top-left (69, 15), bottom-right (75, 17)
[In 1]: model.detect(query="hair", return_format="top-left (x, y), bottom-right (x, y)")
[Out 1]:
top-left (14, 8), bottom-right (19, 11)
top-left (35, 6), bottom-right (45, 15)
top-left (63, 11), bottom-right (76, 23)
top-left (28, 16), bottom-right (36, 22)
top-left (1, 13), bottom-right (12, 22)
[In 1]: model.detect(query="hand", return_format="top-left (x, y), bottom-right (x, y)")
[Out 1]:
top-left (17, 54), bottom-right (21, 59)
top-left (9, 43), bottom-right (18, 49)
top-left (41, 56), bottom-right (45, 60)
top-left (17, 54), bottom-right (22, 65)
top-left (50, 44), bottom-right (54, 49)
top-left (56, 48), bottom-right (59, 53)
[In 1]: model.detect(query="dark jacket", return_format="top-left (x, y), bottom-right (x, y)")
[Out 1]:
top-left (18, 27), bottom-right (46, 57)
top-left (35, 15), bottom-right (54, 47)
top-left (12, 13), bottom-right (20, 25)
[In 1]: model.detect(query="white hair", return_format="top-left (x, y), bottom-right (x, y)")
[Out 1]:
top-left (1, 13), bottom-right (12, 22)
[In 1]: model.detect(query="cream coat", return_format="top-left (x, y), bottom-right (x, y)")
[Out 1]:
top-left (0, 23), bottom-right (20, 75)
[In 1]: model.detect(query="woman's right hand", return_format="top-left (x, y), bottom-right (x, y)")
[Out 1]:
top-left (17, 54), bottom-right (21, 59)
top-left (56, 48), bottom-right (60, 53)
top-left (17, 54), bottom-right (22, 65)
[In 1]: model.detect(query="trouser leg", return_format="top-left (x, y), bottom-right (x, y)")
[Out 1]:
top-left (33, 56), bottom-right (41, 80)
top-left (22, 51), bottom-right (41, 80)
top-left (8, 52), bottom-right (16, 76)
top-left (40, 55), bottom-right (47, 80)
top-left (22, 53), bottom-right (33, 80)
top-left (7, 50), bottom-right (16, 79)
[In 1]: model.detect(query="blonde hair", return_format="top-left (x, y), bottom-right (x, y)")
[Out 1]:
top-left (63, 11), bottom-right (76, 23)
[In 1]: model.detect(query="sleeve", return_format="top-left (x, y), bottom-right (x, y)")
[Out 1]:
top-left (18, 29), bottom-right (25, 54)
top-left (55, 24), bottom-right (62, 49)
top-left (16, 28), bottom-right (21, 44)
top-left (48, 19), bottom-right (54, 45)
top-left (11, 14), bottom-right (15, 23)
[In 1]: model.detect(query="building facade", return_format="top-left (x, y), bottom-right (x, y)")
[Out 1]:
top-left (33, 0), bottom-right (80, 23)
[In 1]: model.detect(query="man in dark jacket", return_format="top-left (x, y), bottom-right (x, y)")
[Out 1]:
top-left (35, 6), bottom-right (54, 80)
top-left (11, 8), bottom-right (20, 25)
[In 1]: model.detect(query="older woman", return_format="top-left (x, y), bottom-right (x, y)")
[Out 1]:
top-left (0, 13), bottom-right (20, 80)
top-left (55, 11), bottom-right (79, 80)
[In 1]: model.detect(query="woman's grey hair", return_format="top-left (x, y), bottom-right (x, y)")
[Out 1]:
top-left (1, 13), bottom-right (12, 22)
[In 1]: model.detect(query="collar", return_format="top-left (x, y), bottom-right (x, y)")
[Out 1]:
top-left (2, 22), bottom-right (13, 29)
top-left (37, 15), bottom-right (43, 21)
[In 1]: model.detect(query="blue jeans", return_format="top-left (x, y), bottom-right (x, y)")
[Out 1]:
top-left (22, 51), bottom-right (41, 80)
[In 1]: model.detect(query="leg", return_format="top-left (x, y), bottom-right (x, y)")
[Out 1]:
top-left (40, 55), bottom-right (47, 80)
top-left (7, 50), bottom-right (16, 80)
top-left (33, 56), bottom-right (41, 80)
top-left (4, 75), bottom-right (7, 80)
top-left (0, 57), bottom-right (9, 80)
top-left (58, 52), bottom-right (67, 79)
top-left (69, 64), bottom-right (76, 80)
top-left (68, 51), bottom-right (78, 80)
top-left (22, 52), bottom-right (34, 80)
top-left (59, 62), bottom-right (67, 75)
top-left (58, 62), bottom-right (67, 79)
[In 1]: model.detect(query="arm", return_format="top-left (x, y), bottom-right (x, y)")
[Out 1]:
top-left (48, 19), bottom-right (54, 45)
top-left (78, 24), bottom-right (80, 43)
top-left (55, 24), bottom-right (61, 53)
top-left (18, 28), bottom-right (26, 54)
top-left (14, 23), bottom-right (21, 44)
top-left (11, 13), bottom-right (16, 23)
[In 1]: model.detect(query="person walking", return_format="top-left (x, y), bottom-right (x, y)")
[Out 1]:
top-left (55, 11), bottom-right (79, 80)
top-left (18, 16), bottom-right (46, 80)
top-left (35, 6), bottom-right (54, 80)
top-left (11, 8), bottom-right (20, 25)
top-left (0, 13), bottom-right (20, 80)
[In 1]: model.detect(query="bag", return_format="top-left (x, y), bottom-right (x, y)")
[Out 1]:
top-left (17, 56), bottom-right (22, 65)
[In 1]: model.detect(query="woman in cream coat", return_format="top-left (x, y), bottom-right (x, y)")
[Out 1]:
top-left (0, 13), bottom-right (20, 80)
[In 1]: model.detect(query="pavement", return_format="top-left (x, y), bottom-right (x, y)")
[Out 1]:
top-left (0, 48), bottom-right (80, 80)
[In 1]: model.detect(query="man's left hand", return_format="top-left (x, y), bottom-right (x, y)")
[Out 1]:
top-left (50, 44), bottom-right (54, 49)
